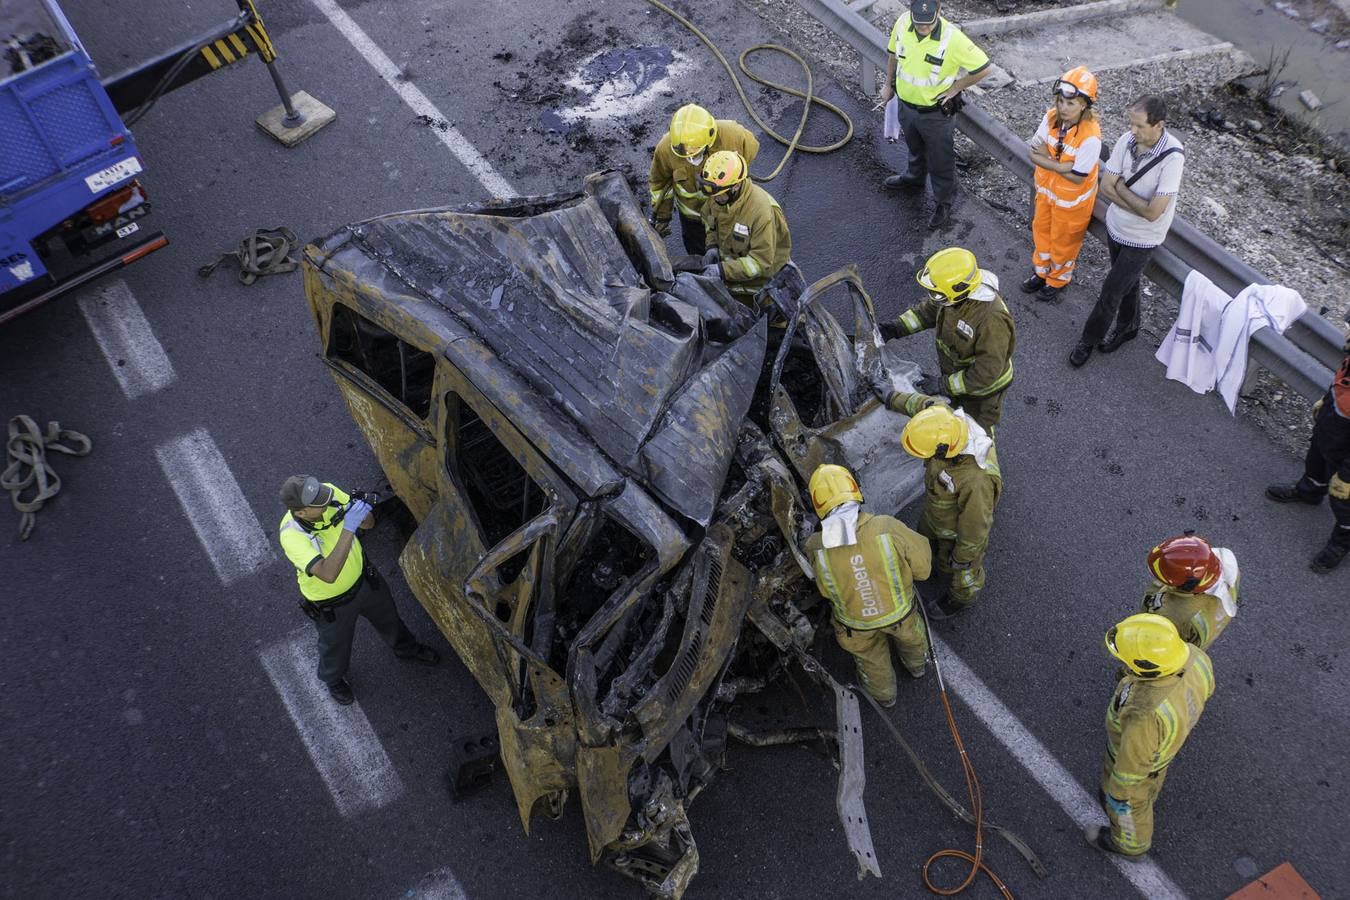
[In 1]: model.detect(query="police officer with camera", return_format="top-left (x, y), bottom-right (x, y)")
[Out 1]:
top-left (278, 476), bottom-right (440, 705)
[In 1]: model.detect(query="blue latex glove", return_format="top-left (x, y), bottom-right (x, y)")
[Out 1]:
top-left (1103, 793), bottom-right (1130, 817)
top-left (341, 499), bottom-right (372, 533)
top-left (701, 247), bottom-right (721, 266)
top-left (700, 263), bottom-right (722, 279)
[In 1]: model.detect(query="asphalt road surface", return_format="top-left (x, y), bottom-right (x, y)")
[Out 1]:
top-left (2, 1), bottom-right (1345, 898)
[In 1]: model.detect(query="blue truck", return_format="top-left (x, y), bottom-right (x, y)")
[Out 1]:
top-left (1, 0), bottom-right (286, 324)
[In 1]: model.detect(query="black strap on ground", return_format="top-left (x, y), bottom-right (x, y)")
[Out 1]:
top-left (198, 227), bottom-right (299, 285)
top-left (1, 415), bottom-right (93, 540)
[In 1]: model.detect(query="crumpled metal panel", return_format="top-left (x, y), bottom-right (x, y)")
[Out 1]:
top-left (309, 170), bottom-right (759, 526)
top-left (639, 318), bottom-right (767, 526)
top-left (834, 683), bottom-right (882, 879)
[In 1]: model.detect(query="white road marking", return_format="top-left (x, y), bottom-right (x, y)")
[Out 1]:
top-left (77, 280), bottom-right (175, 399)
top-left (260, 629), bottom-right (405, 817)
top-left (930, 635), bottom-right (1188, 900)
top-left (308, 0), bottom-right (515, 198)
top-left (552, 48), bottom-right (696, 125)
top-left (154, 428), bottom-right (273, 584)
top-left (400, 867), bottom-right (469, 900)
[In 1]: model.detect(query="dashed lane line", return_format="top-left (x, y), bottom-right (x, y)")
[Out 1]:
top-left (77, 280), bottom-right (175, 399)
top-left (400, 867), bottom-right (469, 900)
top-left (308, 0), bottom-right (516, 198)
top-left (154, 428), bottom-right (273, 585)
top-left (930, 634), bottom-right (1188, 900)
top-left (260, 628), bottom-right (405, 817)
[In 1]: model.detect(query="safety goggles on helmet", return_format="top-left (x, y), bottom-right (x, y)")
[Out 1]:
top-left (1053, 81), bottom-right (1083, 100)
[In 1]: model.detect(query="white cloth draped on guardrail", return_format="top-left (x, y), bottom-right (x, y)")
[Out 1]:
top-left (1156, 271), bottom-right (1308, 414)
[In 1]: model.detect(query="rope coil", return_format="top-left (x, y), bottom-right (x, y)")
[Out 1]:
top-left (1, 416), bottom-right (92, 540)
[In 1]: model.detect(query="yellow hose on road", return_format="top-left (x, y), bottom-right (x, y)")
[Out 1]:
top-left (645, 0), bottom-right (854, 181)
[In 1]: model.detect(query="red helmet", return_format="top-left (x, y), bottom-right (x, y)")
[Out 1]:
top-left (1147, 534), bottom-right (1220, 593)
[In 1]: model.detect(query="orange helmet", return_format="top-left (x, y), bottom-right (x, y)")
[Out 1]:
top-left (1053, 66), bottom-right (1098, 105)
top-left (1147, 533), bottom-right (1220, 593)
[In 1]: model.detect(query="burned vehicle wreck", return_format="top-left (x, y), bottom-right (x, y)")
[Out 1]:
top-left (300, 170), bottom-right (927, 897)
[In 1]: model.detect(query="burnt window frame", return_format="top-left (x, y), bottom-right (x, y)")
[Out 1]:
top-left (325, 303), bottom-right (436, 427)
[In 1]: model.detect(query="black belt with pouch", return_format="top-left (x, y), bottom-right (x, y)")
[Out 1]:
top-left (301, 565), bottom-right (369, 622)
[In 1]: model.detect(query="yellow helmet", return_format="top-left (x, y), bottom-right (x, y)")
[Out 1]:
top-left (669, 104), bottom-right (717, 159)
top-left (808, 464), bottom-right (863, 518)
top-left (699, 150), bottom-right (749, 197)
top-left (900, 405), bottom-right (968, 459)
top-left (916, 247), bottom-right (983, 306)
top-left (1105, 613), bottom-right (1189, 679)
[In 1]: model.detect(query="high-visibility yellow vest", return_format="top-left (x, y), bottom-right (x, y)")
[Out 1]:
top-left (278, 484), bottom-right (364, 601)
top-left (887, 14), bottom-right (989, 107)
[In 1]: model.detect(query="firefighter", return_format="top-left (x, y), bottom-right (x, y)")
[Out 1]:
top-left (1087, 613), bottom-right (1214, 859)
top-left (1023, 66), bottom-right (1102, 303)
top-left (1265, 310), bottom-right (1350, 573)
top-left (881, 247), bottom-right (1016, 432)
top-left (803, 464), bottom-right (932, 708)
top-left (1140, 533), bottom-right (1238, 651)
top-left (898, 403), bottom-right (1001, 616)
top-left (698, 149), bottom-right (792, 309)
top-left (648, 104), bottom-right (760, 257)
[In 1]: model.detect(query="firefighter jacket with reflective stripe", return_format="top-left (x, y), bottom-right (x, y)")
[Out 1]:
top-left (1032, 109), bottom-right (1102, 209)
top-left (1141, 584), bottom-right (1233, 652)
top-left (919, 446), bottom-right (1001, 566)
top-left (1104, 646), bottom-right (1214, 794)
top-left (887, 14), bottom-right (989, 106)
top-left (278, 484), bottom-right (364, 601)
top-left (648, 120), bottom-right (760, 222)
top-left (702, 181), bottom-right (791, 302)
top-left (896, 276), bottom-right (1016, 400)
top-left (805, 512), bottom-right (931, 630)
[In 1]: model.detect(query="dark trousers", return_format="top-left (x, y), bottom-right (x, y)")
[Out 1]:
top-left (898, 102), bottom-right (957, 204)
top-left (679, 213), bottom-right (706, 257)
top-left (1298, 397), bottom-right (1350, 540)
top-left (1081, 236), bottom-right (1154, 346)
top-left (313, 566), bottom-right (418, 685)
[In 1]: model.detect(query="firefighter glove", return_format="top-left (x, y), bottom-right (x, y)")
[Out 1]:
top-left (342, 500), bottom-right (373, 533)
top-left (1312, 397), bottom-right (1324, 420)
top-left (1330, 474), bottom-right (1350, 501)
top-left (866, 369), bottom-right (894, 405)
top-left (649, 214), bottom-right (671, 238)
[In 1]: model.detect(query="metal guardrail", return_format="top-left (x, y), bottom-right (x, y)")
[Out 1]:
top-left (796, 0), bottom-right (1338, 401)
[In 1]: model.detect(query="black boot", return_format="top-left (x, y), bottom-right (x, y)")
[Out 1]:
top-left (1265, 483), bottom-right (1324, 505)
top-left (1020, 274), bottom-right (1045, 294)
top-left (1311, 529), bottom-right (1350, 574)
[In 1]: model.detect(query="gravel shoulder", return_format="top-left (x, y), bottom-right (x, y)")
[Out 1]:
top-left (738, 0), bottom-right (1349, 455)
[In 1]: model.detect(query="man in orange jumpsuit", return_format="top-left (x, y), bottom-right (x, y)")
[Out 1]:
top-left (1022, 67), bottom-right (1102, 304)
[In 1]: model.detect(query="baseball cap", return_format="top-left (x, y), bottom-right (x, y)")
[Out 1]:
top-left (280, 475), bottom-right (333, 509)
top-left (911, 0), bottom-right (940, 24)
